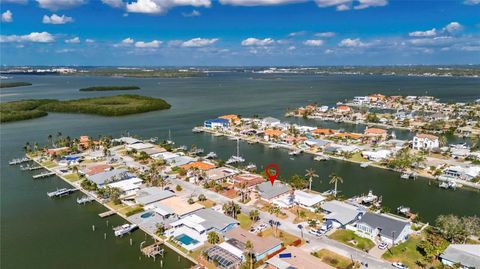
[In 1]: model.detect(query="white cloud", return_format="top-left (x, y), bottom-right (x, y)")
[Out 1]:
top-left (336, 4), bottom-right (349, 10)
top-left (288, 31), bottom-right (307, 37)
top-left (409, 28), bottom-right (437, 37)
top-left (315, 0), bottom-right (350, 8)
top-left (288, 46), bottom-right (296, 50)
top-left (314, 0), bottom-right (387, 10)
top-left (0, 32), bottom-right (55, 43)
top-left (303, 39), bottom-right (324, 46)
top-left (1, 10), bottom-right (13, 22)
top-left (85, 38), bottom-right (95, 43)
top-left (354, 0), bottom-right (387, 9)
top-left (36, 0), bottom-right (86, 10)
top-left (122, 37), bottom-right (134, 44)
top-left (1, 0), bottom-right (27, 3)
top-left (338, 38), bottom-right (366, 47)
top-left (463, 0), bottom-right (480, 5)
top-left (42, 14), bottom-right (74, 24)
top-left (102, 0), bottom-right (125, 8)
top-left (409, 36), bottom-right (454, 46)
top-left (126, 0), bottom-right (211, 14)
top-left (219, 0), bottom-right (305, 6)
top-left (443, 22), bottom-right (463, 34)
top-left (182, 10), bottom-right (201, 17)
top-left (181, 38), bottom-right (218, 47)
top-left (135, 40), bottom-right (162, 48)
top-left (315, 32), bottom-right (336, 37)
top-left (241, 37), bottom-right (275, 46)
top-left (65, 37), bottom-right (80, 43)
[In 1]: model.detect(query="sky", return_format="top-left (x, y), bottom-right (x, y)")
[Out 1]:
top-left (0, 0), bottom-right (479, 66)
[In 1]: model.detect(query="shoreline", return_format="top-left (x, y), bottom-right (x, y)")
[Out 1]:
top-left (196, 127), bottom-right (480, 191)
top-left (27, 155), bottom-right (199, 266)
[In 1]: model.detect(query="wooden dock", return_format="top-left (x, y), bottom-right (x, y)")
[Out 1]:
top-left (98, 210), bottom-right (116, 218)
top-left (33, 171), bottom-right (55, 179)
top-left (141, 242), bottom-right (164, 258)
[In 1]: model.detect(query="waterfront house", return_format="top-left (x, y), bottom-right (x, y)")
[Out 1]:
top-left (205, 167), bottom-right (238, 183)
top-left (85, 164), bottom-right (112, 176)
top-left (353, 96), bottom-right (369, 105)
top-left (204, 243), bottom-right (242, 269)
top-left (135, 187), bottom-right (175, 206)
top-left (311, 128), bottom-right (336, 136)
top-left (363, 128), bottom-right (388, 142)
top-left (224, 227), bottom-right (283, 261)
top-left (125, 142), bottom-right (155, 151)
top-left (261, 117), bottom-right (282, 128)
top-left (334, 132), bottom-right (363, 140)
top-left (151, 151), bottom-right (178, 161)
top-left (442, 165), bottom-right (480, 181)
top-left (293, 190), bottom-right (326, 212)
top-left (320, 200), bottom-right (365, 229)
top-left (440, 244), bottom-right (480, 269)
top-left (256, 181), bottom-right (292, 203)
top-left (180, 161), bottom-right (216, 171)
top-left (412, 133), bottom-right (439, 151)
top-left (231, 173), bottom-right (265, 189)
top-left (369, 94), bottom-right (386, 102)
top-left (88, 168), bottom-right (132, 187)
top-left (304, 139), bottom-right (331, 150)
top-left (264, 129), bottom-right (284, 141)
top-left (353, 212), bottom-right (411, 244)
top-left (361, 150), bottom-right (392, 162)
top-left (158, 196), bottom-right (204, 217)
top-left (266, 246), bottom-right (333, 269)
top-left (166, 155), bottom-right (196, 167)
top-left (218, 114), bottom-right (241, 125)
top-left (113, 136), bottom-right (141, 145)
top-left (45, 146), bottom-right (70, 156)
top-left (167, 208), bottom-right (239, 250)
top-left (336, 105), bottom-right (352, 114)
top-left (107, 177), bottom-right (143, 196)
top-left (204, 118), bottom-right (230, 129)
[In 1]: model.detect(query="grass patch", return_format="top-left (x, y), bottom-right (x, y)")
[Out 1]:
top-left (292, 208), bottom-right (323, 224)
top-left (329, 230), bottom-right (375, 251)
top-left (313, 249), bottom-right (358, 269)
top-left (259, 228), bottom-right (302, 246)
top-left (0, 82), bottom-right (32, 88)
top-left (0, 95), bottom-right (171, 123)
top-left (349, 152), bottom-right (367, 163)
top-left (106, 201), bottom-right (129, 211)
top-left (237, 213), bottom-right (253, 229)
top-left (123, 205), bottom-right (144, 217)
top-left (40, 160), bottom-right (57, 168)
top-left (79, 86), bottom-right (140, 92)
top-left (63, 173), bottom-right (81, 182)
top-left (197, 199), bottom-right (216, 208)
top-left (382, 235), bottom-right (425, 268)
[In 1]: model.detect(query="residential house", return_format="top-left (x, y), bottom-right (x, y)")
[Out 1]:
top-left (440, 244), bottom-right (480, 269)
top-left (412, 133), bottom-right (439, 150)
top-left (320, 200), bottom-right (365, 228)
top-left (158, 196), bottom-right (204, 218)
top-left (353, 96), bottom-right (369, 105)
top-left (336, 105), bottom-right (352, 114)
top-left (88, 168), bottom-right (132, 187)
top-left (107, 177), bottom-right (143, 196)
top-left (135, 187), bottom-right (175, 207)
top-left (231, 173), bottom-right (265, 189)
top-left (353, 212), bottom-right (411, 244)
top-left (266, 246), bottom-right (333, 269)
top-left (361, 150), bottom-right (392, 162)
top-left (180, 161), bottom-right (216, 172)
top-left (442, 165), bottom-right (480, 181)
top-left (224, 227), bottom-right (283, 261)
top-left (311, 128), bottom-right (336, 136)
top-left (206, 167), bottom-right (238, 183)
top-left (204, 118), bottom-right (230, 129)
top-left (363, 128), bottom-right (388, 142)
top-left (294, 190), bottom-right (325, 212)
top-left (264, 129), bottom-right (284, 141)
top-left (261, 117), bottom-right (282, 128)
top-left (218, 114), bottom-right (241, 125)
top-left (256, 181), bottom-right (292, 203)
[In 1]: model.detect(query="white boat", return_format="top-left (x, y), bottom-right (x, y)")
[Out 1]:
top-left (226, 139), bottom-right (245, 164)
top-left (360, 162), bottom-right (370, 168)
top-left (246, 163), bottom-right (257, 171)
top-left (166, 129), bottom-right (175, 145)
top-left (288, 149), bottom-right (302, 156)
top-left (113, 224), bottom-right (138, 237)
top-left (314, 156), bottom-right (329, 161)
top-left (268, 144), bottom-right (279, 149)
top-left (192, 127), bottom-right (203, 133)
top-left (397, 206), bottom-right (411, 216)
top-left (77, 195), bottom-right (95, 204)
top-left (178, 145), bottom-right (188, 151)
top-left (205, 152), bottom-right (217, 159)
top-left (439, 182), bottom-right (449, 189)
top-left (361, 190), bottom-right (378, 204)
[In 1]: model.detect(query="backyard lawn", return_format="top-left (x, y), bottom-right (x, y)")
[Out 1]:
top-left (329, 230), bottom-right (375, 251)
top-left (291, 208), bottom-right (323, 224)
top-left (312, 249), bottom-right (359, 269)
top-left (237, 213), bottom-right (253, 229)
top-left (382, 235), bottom-right (442, 269)
top-left (63, 173), bottom-right (80, 182)
top-left (40, 160), bottom-right (57, 168)
top-left (259, 228), bottom-right (302, 246)
top-left (349, 152), bottom-right (367, 163)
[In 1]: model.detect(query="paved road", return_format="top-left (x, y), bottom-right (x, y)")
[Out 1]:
top-left (170, 177), bottom-right (392, 269)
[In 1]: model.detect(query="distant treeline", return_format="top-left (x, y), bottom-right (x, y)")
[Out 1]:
top-left (0, 82), bottom-right (32, 88)
top-left (79, 86), bottom-right (140, 92)
top-left (0, 94), bottom-right (171, 123)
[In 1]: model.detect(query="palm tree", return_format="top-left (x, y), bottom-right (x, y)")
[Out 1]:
top-left (245, 240), bottom-right (254, 269)
top-left (329, 173), bottom-right (343, 197)
top-left (249, 210), bottom-right (259, 222)
top-left (47, 134), bottom-right (53, 147)
top-left (305, 168), bottom-right (319, 191)
top-left (222, 201), bottom-right (240, 219)
top-left (239, 182), bottom-right (248, 203)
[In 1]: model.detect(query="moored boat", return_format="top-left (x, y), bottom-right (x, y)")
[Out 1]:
top-left (113, 223), bottom-right (138, 237)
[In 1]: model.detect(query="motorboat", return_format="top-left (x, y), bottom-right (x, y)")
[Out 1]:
top-left (205, 152), bottom-right (217, 159)
top-left (113, 224), bottom-right (138, 237)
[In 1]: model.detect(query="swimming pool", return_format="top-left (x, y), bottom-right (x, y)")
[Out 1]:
top-left (175, 234), bottom-right (199, 245)
top-left (140, 211), bottom-right (154, 219)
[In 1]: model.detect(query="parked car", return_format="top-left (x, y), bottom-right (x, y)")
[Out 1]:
top-left (378, 242), bottom-right (388, 250)
top-left (392, 262), bottom-right (408, 269)
top-left (308, 229), bottom-right (322, 237)
top-left (319, 220), bottom-right (333, 234)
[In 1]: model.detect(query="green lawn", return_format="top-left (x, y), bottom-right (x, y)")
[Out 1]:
top-left (63, 173), bottom-right (80, 182)
top-left (382, 236), bottom-right (425, 268)
top-left (41, 160), bottom-right (57, 168)
top-left (237, 213), bottom-right (253, 229)
top-left (349, 152), bottom-right (367, 163)
top-left (313, 249), bottom-right (359, 269)
top-left (329, 230), bottom-right (375, 251)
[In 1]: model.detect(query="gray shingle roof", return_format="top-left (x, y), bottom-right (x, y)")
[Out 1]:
top-left (440, 244), bottom-right (480, 268)
top-left (357, 212), bottom-right (409, 240)
top-left (194, 208), bottom-right (238, 232)
top-left (321, 200), bottom-right (364, 226)
top-left (88, 168), bottom-right (131, 186)
top-left (257, 181), bottom-right (291, 200)
top-left (135, 187), bottom-right (175, 205)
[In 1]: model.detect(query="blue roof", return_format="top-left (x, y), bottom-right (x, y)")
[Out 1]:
top-left (206, 118), bottom-right (229, 123)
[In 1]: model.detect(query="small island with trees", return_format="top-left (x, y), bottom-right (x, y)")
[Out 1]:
top-left (79, 86), bottom-right (140, 92)
top-left (0, 94), bottom-right (171, 123)
top-left (0, 82), bottom-right (32, 88)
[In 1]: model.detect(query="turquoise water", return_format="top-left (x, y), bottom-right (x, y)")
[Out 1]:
top-left (141, 211), bottom-right (155, 219)
top-left (1, 73), bottom-right (479, 268)
top-left (176, 234), bottom-right (199, 245)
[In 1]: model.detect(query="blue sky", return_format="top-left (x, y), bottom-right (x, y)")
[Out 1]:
top-left (1, 0), bottom-right (479, 66)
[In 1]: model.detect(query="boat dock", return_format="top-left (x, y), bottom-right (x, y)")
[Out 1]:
top-left (98, 210), bottom-right (116, 218)
top-left (33, 171), bottom-right (55, 179)
top-left (47, 188), bottom-right (78, 198)
top-left (77, 195), bottom-right (96, 205)
top-left (141, 242), bottom-right (164, 258)
top-left (9, 157), bottom-right (30, 165)
top-left (21, 164), bottom-right (43, 171)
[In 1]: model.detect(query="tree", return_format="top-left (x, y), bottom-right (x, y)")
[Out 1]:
top-left (418, 228), bottom-right (449, 261)
top-left (156, 223), bottom-right (166, 236)
top-left (329, 173), bottom-right (343, 197)
top-left (249, 210), bottom-right (260, 222)
top-left (207, 231), bottom-right (220, 244)
top-left (439, 135), bottom-right (448, 147)
top-left (435, 214), bottom-right (470, 243)
top-left (175, 184), bottom-right (182, 192)
top-left (290, 174), bottom-right (308, 189)
top-left (244, 240), bottom-right (255, 269)
top-left (223, 201), bottom-right (241, 219)
top-left (305, 168), bottom-right (319, 191)
top-left (239, 182), bottom-right (249, 203)
top-left (198, 194), bottom-right (206, 201)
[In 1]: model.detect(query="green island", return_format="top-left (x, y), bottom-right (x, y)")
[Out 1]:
top-left (79, 85), bottom-right (140, 92)
top-left (73, 68), bottom-right (204, 78)
top-left (0, 94), bottom-right (171, 123)
top-left (0, 82), bottom-right (32, 88)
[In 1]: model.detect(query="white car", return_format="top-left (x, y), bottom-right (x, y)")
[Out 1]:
top-left (378, 242), bottom-right (388, 250)
top-left (392, 262), bottom-right (408, 269)
top-left (308, 229), bottom-right (322, 237)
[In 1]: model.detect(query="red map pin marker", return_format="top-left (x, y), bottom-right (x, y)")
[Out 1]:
top-left (265, 163), bottom-right (279, 185)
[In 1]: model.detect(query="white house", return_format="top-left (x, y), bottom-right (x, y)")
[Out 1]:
top-left (260, 117), bottom-right (281, 128)
top-left (353, 96), bottom-right (369, 105)
top-left (361, 150), bottom-right (392, 162)
top-left (293, 190), bottom-right (325, 212)
top-left (442, 165), bottom-right (480, 181)
top-left (412, 133), bottom-right (439, 150)
top-left (353, 212), bottom-right (411, 244)
top-left (440, 244), bottom-right (480, 269)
